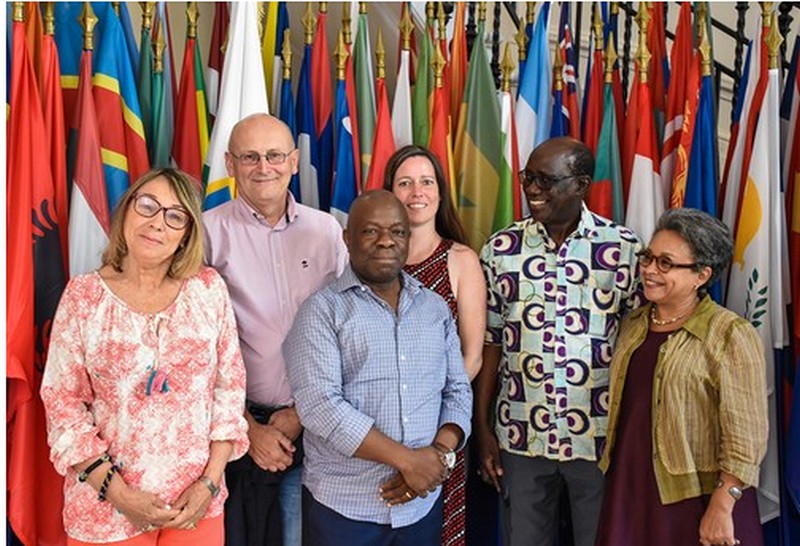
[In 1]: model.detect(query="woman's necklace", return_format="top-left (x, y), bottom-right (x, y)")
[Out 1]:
top-left (650, 305), bottom-right (686, 326)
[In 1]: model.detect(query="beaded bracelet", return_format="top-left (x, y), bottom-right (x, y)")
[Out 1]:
top-left (97, 464), bottom-right (119, 502)
top-left (78, 454), bottom-right (111, 483)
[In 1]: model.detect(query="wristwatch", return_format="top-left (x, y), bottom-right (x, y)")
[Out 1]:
top-left (438, 449), bottom-right (457, 472)
top-left (715, 479), bottom-right (743, 502)
top-left (198, 476), bottom-right (221, 498)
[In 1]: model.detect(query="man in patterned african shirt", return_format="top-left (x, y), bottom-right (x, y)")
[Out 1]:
top-left (474, 137), bottom-right (643, 546)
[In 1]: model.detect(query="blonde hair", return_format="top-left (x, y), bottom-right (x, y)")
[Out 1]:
top-left (102, 168), bottom-right (204, 279)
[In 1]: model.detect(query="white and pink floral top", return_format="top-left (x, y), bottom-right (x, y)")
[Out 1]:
top-left (41, 266), bottom-right (249, 543)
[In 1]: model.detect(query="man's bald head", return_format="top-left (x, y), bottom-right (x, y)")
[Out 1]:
top-left (228, 113), bottom-right (295, 153)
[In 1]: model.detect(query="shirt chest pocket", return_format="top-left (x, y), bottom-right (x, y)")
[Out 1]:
top-left (582, 284), bottom-right (619, 337)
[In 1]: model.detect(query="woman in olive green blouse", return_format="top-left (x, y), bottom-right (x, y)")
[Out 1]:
top-left (595, 208), bottom-right (768, 546)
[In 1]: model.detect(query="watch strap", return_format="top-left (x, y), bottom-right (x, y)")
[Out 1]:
top-left (198, 475), bottom-right (221, 498)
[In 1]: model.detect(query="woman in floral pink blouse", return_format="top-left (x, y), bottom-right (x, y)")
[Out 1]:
top-left (41, 169), bottom-right (249, 546)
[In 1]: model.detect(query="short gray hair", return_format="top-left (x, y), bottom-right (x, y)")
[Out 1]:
top-left (653, 208), bottom-right (732, 288)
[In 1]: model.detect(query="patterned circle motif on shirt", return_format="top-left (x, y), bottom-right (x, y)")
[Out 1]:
top-left (615, 264), bottom-right (634, 291)
top-left (496, 271), bottom-right (519, 301)
top-left (566, 409), bottom-right (591, 435)
top-left (564, 307), bottom-right (590, 335)
top-left (506, 371), bottom-right (525, 402)
top-left (503, 321), bottom-right (522, 353)
top-left (530, 405), bottom-right (552, 432)
top-left (507, 419), bottom-right (528, 450)
top-left (592, 289), bottom-right (617, 311)
top-left (592, 338), bottom-right (614, 367)
top-left (593, 242), bottom-right (622, 269)
top-left (492, 230), bottom-right (522, 255)
top-left (522, 352), bottom-right (546, 385)
top-left (522, 302), bottom-right (546, 331)
top-left (522, 254), bottom-right (548, 280)
top-left (565, 358), bottom-right (590, 386)
top-left (591, 386), bottom-right (610, 416)
top-left (564, 259), bottom-right (590, 284)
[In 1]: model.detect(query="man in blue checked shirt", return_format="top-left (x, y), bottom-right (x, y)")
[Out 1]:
top-left (284, 190), bottom-right (473, 546)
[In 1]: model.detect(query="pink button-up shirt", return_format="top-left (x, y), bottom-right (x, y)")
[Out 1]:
top-left (41, 267), bottom-right (249, 542)
top-left (203, 194), bottom-right (348, 407)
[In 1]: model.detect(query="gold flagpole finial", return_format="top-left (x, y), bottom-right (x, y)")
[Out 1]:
top-left (320, 2), bottom-right (327, 15)
top-left (44, 3), bottom-right (56, 35)
top-left (140, 2), bottom-right (155, 30)
top-left (303, 3), bottom-right (316, 45)
top-left (377, 29), bottom-right (386, 79)
top-left (359, 2), bottom-right (367, 15)
top-left (635, 3), bottom-right (652, 82)
top-left (526, 2), bottom-right (536, 25)
top-left (153, 22), bottom-right (165, 73)
top-left (334, 29), bottom-right (348, 79)
top-left (12, 2), bottom-right (24, 22)
top-left (432, 41), bottom-right (446, 88)
top-left (766, 11), bottom-right (783, 69)
top-left (426, 2), bottom-right (435, 23)
top-left (79, 2), bottom-right (99, 51)
top-left (604, 38), bottom-right (618, 83)
top-left (593, 2), bottom-right (605, 51)
top-left (112, 3), bottom-right (121, 17)
top-left (437, 3), bottom-right (446, 40)
top-left (611, 2), bottom-right (619, 15)
top-left (400, 3), bottom-right (414, 51)
top-left (553, 44), bottom-right (564, 91)
top-left (478, 2), bottom-right (487, 24)
top-left (697, 5), bottom-right (713, 76)
top-left (342, 2), bottom-right (352, 45)
top-left (515, 19), bottom-right (528, 62)
top-left (761, 2), bottom-right (773, 28)
top-left (186, 2), bottom-right (199, 40)
top-left (281, 29), bottom-right (293, 79)
top-left (501, 42), bottom-right (515, 93)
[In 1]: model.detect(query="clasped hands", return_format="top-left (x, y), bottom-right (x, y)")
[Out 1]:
top-left (115, 478), bottom-right (214, 533)
top-left (247, 407), bottom-right (302, 473)
top-left (379, 445), bottom-right (451, 506)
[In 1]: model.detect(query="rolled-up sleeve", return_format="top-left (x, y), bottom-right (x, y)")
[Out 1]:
top-left (208, 274), bottom-right (249, 460)
top-left (284, 293), bottom-right (375, 457)
top-left (438, 314), bottom-right (473, 448)
top-left (41, 282), bottom-right (109, 475)
top-left (717, 319), bottom-right (769, 486)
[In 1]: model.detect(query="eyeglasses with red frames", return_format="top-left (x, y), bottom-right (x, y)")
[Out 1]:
top-left (132, 193), bottom-right (192, 230)
top-left (636, 249), bottom-right (698, 273)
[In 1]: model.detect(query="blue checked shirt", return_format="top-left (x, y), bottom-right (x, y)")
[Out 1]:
top-left (284, 266), bottom-right (473, 528)
top-left (481, 205), bottom-right (642, 462)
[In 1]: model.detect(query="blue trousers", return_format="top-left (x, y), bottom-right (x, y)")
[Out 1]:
top-left (302, 487), bottom-right (443, 546)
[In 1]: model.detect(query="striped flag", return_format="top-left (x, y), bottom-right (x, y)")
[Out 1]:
top-left (499, 79), bottom-right (520, 229)
top-left (331, 38), bottom-right (358, 227)
top-left (353, 9), bottom-right (376, 184)
top-left (647, 2), bottom-right (669, 143)
top-left (173, 21), bottom-right (210, 188)
top-left (455, 22), bottom-right (502, 250)
top-left (669, 52), bottom-right (702, 209)
top-left (558, 2), bottom-right (581, 139)
top-left (364, 74), bottom-right (395, 191)
top-left (203, 2), bottom-right (269, 210)
top-left (621, 68), bottom-right (640, 204)
top-left (625, 74), bottom-right (663, 243)
top-left (311, 5), bottom-right (334, 212)
top-left (516, 2), bottom-right (551, 169)
top-left (593, 66), bottom-right (624, 223)
top-left (262, 2), bottom-right (289, 114)
top-left (93, 2), bottom-right (149, 212)
top-left (53, 2), bottom-right (86, 127)
top-left (297, 39), bottom-right (320, 209)
top-left (726, 29), bottom-right (789, 522)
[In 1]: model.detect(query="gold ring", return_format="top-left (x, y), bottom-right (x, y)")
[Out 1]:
top-left (404, 491), bottom-right (413, 500)
top-left (189, 523), bottom-right (197, 530)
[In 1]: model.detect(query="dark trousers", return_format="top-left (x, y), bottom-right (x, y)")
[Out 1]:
top-left (302, 487), bottom-right (443, 546)
top-left (224, 402), bottom-right (303, 546)
top-left (500, 453), bottom-right (603, 546)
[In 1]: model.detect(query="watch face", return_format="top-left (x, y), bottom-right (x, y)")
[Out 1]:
top-left (444, 451), bottom-right (456, 470)
top-left (729, 486), bottom-right (743, 500)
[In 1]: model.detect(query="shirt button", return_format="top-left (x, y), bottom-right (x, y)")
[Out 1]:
top-left (402, 384), bottom-right (407, 390)
top-left (403, 417), bottom-right (409, 424)
top-left (400, 355), bottom-right (406, 361)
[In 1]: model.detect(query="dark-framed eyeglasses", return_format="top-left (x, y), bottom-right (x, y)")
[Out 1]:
top-left (132, 193), bottom-right (192, 230)
top-left (229, 149), bottom-right (294, 166)
top-left (637, 249), bottom-right (698, 273)
top-left (518, 170), bottom-right (579, 190)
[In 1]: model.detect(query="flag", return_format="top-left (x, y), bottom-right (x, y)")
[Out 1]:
top-left (392, 46), bottom-right (413, 148)
top-left (455, 23), bottom-right (502, 251)
top-left (621, 69), bottom-right (640, 204)
top-left (54, 2), bottom-right (88, 128)
top-left (117, 2), bottom-right (139, 79)
top-left (262, 2), bottom-right (288, 114)
top-left (8, 15), bottom-right (67, 546)
top-left (625, 74), bottom-right (663, 243)
top-left (550, 67), bottom-right (566, 138)
top-left (24, 3), bottom-right (44, 90)
top-left (428, 49), bottom-right (454, 200)
top-left (279, 68), bottom-right (300, 201)
top-left (582, 31), bottom-right (604, 154)
top-left (206, 2), bottom-right (229, 127)
top-left (93, 2), bottom-right (149, 212)
top-left (69, 48), bottom-right (110, 278)
top-left (151, 3), bottom-right (176, 167)
top-left (558, 2), bottom-right (581, 139)
top-left (203, 2), bottom-right (269, 210)
top-left (516, 2), bottom-right (551, 169)
top-left (297, 40), bottom-right (320, 209)
top-left (364, 76), bottom-right (395, 191)
top-left (648, 2), bottom-right (669, 144)
top-left (670, 52), bottom-right (702, 209)
top-left (353, 9), bottom-right (376, 184)
top-left (412, 14), bottom-right (433, 147)
top-left (661, 2), bottom-right (693, 192)
top-left (784, 38), bottom-right (800, 354)
top-left (592, 70), bottom-right (624, 223)
top-left (498, 82), bottom-right (519, 230)
top-left (312, 6), bottom-right (334, 212)
top-left (344, 26), bottom-right (362, 190)
top-left (726, 35), bottom-right (789, 523)
top-left (331, 52), bottom-right (358, 227)
top-left (137, 5), bottom-right (154, 150)
top-left (42, 17), bottom-right (70, 272)
top-left (173, 28), bottom-right (210, 187)
top-left (449, 3), bottom-right (468, 133)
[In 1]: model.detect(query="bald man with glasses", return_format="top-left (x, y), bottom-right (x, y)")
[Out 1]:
top-left (203, 113), bottom-right (348, 546)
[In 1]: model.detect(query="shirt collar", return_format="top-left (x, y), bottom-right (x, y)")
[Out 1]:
top-left (526, 202), bottom-right (601, 242)
top-left (234, 192), bottom-right (298, 228)
top-left (334, 264), bottom-right (423, 297)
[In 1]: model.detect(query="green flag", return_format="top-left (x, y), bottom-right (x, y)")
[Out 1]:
top-left (593, 83), bottom-right (624, 223)
top-left (137, 26), bottom-right (153, 151)
top-left (353, 13), bottom-right (376, 185)
top-left (412, 23), bottom-right (433, 147)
